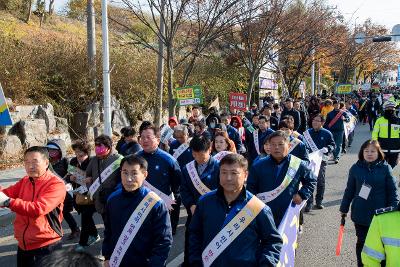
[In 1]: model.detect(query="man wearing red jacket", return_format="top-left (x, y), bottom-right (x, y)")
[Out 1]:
top-left (0, 146), bottom-right (66, 267)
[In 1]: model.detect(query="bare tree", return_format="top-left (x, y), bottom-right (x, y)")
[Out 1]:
top-left (111, 0), bottom-right (240, 117)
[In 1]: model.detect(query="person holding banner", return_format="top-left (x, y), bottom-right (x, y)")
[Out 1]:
top-left (303, 114), bottom-right (336, 211)
top-left (247, 131), bottom-right (316, 226)
top-left (340, 140), bottom-right (398, 267)
top-left (245, 115), bottom-right (274, 165)
top-left (345, 101), bottom-right (358, 148)
top-left (181, 135), bottom-right (220, 267)
top-left (137, 124), bottom-right (182, 235)
top-left (86, 135), bottom-right (123, 222)
top-left (324, 100), bottom-right (350, 164)
top-left (69, 141), bottom-right (99, 251)
top-left (188, 154), bottom-right (282, 267)
top-left (102, 155), bottom-right (173, 267)
top-left (278, 120), bottom-right (309, 163)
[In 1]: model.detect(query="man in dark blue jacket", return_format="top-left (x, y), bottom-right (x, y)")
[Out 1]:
top-left (280, 98), bottom-right (301, 131)
top-left (189, 154), bottom-right (282, 267)
top-left (221, 113), bottom-right (244, 153)
top-left (278, 120), bottom-right (309, 163)
top-left (103, 155), bottom-right (172, 267)
top-left (324, 100), bottom-right (350, 163)
top-left (246, 115), bottom-right (274, 165)
top-left (137, 124), bottom-right (183, 235)
top-left (303, 114), bottom-right (336, 211)
top-left (247, 131), bottom-right (316, 226)
top-left (181, 135), bottom-right (220, 267)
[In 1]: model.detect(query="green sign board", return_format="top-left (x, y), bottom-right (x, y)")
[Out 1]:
top-left (175, 85), bottom-right (204, 106)
top-left (336, 84), bottom-right (352, 94)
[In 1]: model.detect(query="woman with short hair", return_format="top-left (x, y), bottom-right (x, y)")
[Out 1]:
top-left (340, 140), bottom-right (399, 267)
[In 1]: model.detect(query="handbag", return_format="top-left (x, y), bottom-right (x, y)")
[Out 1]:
top-left (75, 193), bottom-right (93, 205)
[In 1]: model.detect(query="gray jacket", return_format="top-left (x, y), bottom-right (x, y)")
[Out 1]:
top-left (86, 152), bottom-right (122, 215)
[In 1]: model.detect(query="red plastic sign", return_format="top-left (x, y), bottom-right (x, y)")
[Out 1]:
top-left (229, 93), bottom-right (247, 111)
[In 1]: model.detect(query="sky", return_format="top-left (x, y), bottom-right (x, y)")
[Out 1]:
top-left (54, 0), bottom-right (400, 30)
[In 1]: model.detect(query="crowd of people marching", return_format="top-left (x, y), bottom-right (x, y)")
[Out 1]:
top-left (0, 88), bottom-right (400, 267)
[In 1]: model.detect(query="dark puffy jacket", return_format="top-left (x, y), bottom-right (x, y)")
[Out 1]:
top-left (340, 160), bottom-right (399, 226)
top-left (189, 187), bottom-right (282, 267)
top-left (180, 157), bottom-right (220, 209)
top-left (103, 186), bottom-right (172, 267)
top-left (247, 154), bottom-right (316, 226)
top-left (245, 128), bottom-right (275, 164)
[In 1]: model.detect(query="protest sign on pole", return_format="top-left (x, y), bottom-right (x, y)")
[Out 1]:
top-left (336, 84), bottom-right (352, 95)
top-left (229, 92), bottom-right (247, 112)
top-left (0, 83), bottom-right (13, 126)
top-left (175, 85), bottom-right (204, 106)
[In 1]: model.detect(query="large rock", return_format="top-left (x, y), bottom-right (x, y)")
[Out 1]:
top-left (70, 112), bottom-right (90, 139)
top-left (14, 105), bottom-right (39, 120)
top-left (112, 109), bottom-right (130, 133)
top-left (37, 103), bottom-right (56, 133)
top-left (55, 117), bottom-right (69, 133)
top-left (86, 102), bottom-right (101, 127)
top-left (47, 132), bottom-right (72, 149)
top-left (0, 135), bottom-right (22, 157)
top-left (11, 119), bottom-right (47, 147)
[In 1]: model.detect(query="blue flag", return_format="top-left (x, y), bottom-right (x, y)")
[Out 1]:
top-left (0, 83), bottom-right (12, 126)
top-left (277, 201), bottom-right (306, 267)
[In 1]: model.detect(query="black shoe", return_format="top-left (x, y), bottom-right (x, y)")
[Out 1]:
top-left (334, 159), bottom-right (339, 164)
top-left (304, 206), bottom-right (311, 212)
top-left (342, 149), bottom-right (347, 154)
top-left (314, 204), bottom-right (324, 209)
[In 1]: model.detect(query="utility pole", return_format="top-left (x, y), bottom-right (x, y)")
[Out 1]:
top-left (154, 0), bottom-right (165, 127)
top-left (87, 0), bottom-right (97, 93)
top-left (311, 48), bottom-right (315, 95)
top-left (101, 0), bottom-right (112, 136)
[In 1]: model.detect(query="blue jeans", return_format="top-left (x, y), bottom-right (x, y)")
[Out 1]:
top-left (332, 131), bottom-right (344, 160)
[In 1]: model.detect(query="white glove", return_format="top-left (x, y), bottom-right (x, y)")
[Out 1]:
top-left (0, 192), bottom-right (10, 207)
top-left (320, 147), bottom-right (329, 154)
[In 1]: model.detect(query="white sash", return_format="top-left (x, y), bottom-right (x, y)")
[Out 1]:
top-left (253, 130), bottom-right (260, 155)
top-left (257, 156), bottom-right (302, 203)
top-left (202, 196), bottom-right (265, 267)
top-left (88, 156), bottom-right (124, 199)
top-left (173, 143), bottom-right (189, 159)
top-left (288, 138), bottom-right (301, 154)
top-left (186, 160), bottom-right (211, 195)
top-left (109, 191), bottom-right (161, 267)
top-left (213, 151), bottom-right (232, 161)
top-left (303, 130), bottom-right (319, 152)
top-left (143, 180), bottom-right (176, 211)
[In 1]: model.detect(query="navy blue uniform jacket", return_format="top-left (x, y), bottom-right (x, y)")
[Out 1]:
top-left (226, 125), bottom-right (243, 152)
top-left (246, 128), bottom-right (275, 163)
top-left (169, 140), bottom-right (194, 169)
top-left (340, 160), bottom-right (398, 226)
top-left (181, 157), bottom-right (220, 209)
top-left (247, 154), bottom-right (316, 226)
top-left (137, 148), bottom-right (182, 196)
top-left (303, 128), bottom-right (336, 160)
top-left (289, 136), bottom-right (309, 163)
top-left (324, 109), bottom-right (350, 132)
top-left (102, 186), bottom-right (173, 267)
top-left (189, 187), bottom-right (282, 267)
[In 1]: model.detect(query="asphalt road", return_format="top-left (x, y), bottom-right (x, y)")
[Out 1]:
top-left (0, 123), bottom-right (386, 266)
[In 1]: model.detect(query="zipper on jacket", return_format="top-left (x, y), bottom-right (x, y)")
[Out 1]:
top-left (22, 177), bottom-right (35, 250)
